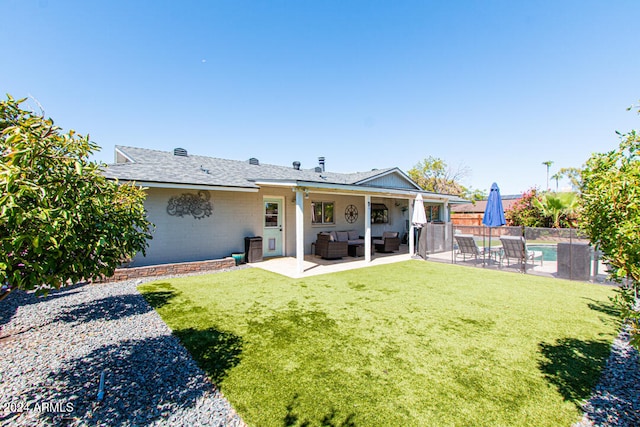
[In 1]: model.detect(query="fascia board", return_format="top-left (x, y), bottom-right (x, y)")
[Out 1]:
top-left (108, 179), bottom-right (259, 192)
top-left (254, 179), bottom-right (461, 202)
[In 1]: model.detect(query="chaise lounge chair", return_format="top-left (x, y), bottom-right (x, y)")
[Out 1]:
top-left (454, 234), bottom-right (486, 263)
top-left (499, 236), bottom-right (543, 268)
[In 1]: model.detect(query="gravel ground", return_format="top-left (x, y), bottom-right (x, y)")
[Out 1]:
top-left (0, 267), bottom-right (249, 427)
top-left (573, 328), bottom-right (640, 427)
top-left (1, 267), bottom-right (638, 426)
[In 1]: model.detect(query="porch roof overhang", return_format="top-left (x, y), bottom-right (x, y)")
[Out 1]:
top-left (253, 179), bottom-right (462, 203)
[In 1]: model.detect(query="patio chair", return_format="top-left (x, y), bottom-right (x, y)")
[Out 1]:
top-left (454, 234), bottom-right (486, 263)
top-left (315, 233), bottom-right (348, 259)
top-left (373, 231), bottom-right (400, 253)
top-left (499, 236), bottom-right (543, 268)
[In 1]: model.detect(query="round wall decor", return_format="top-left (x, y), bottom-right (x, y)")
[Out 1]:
top-left (345, 204), bottom-right (358, 223)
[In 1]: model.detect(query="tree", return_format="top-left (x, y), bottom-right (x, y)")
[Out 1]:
top-left (408, 156), bottom-right (485, 200)
top-left (579, 123), bottom-right (640, 349)
top-left (504, 188), bottom-right (545, 227)
top-left (542, 160), bottom-right (554, 191)
top-left (550, 172), bottom-right (561, 191)
top-left (556, 167), bottom-right (582, 191)
top-left (532, 192), bottom-right (578, 228)
top-left (0, 95), bottom-right (153, 301)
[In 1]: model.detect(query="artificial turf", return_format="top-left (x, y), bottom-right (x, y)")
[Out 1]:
top-left (138, 260), bottom-right (619, 427)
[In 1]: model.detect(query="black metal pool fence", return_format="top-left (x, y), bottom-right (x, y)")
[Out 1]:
top-left (416, 223), bottom-right (607, 283)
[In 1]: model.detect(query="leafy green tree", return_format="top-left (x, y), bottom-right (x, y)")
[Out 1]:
top-left (532, 192), bottom-right (579, 228)
top-left (504, 188), bottom-right (545, 227)
top-left (579, 125), bottom-right (639, 349)
top-left (408, 156), bottom-right (485, 200)
top-left (0, 95), bottom-right (152, 301)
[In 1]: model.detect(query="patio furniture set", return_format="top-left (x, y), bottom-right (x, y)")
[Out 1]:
top-left (315, 230), bottom-right (401, 259)
top-left (453, 234), bottom-right (543, 268)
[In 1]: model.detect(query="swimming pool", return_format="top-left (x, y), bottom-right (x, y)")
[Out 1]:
top-left (527, 244), bottom-right (558, 262)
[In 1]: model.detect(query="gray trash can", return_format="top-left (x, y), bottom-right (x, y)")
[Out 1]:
top-left (557, 242), bottom-right (591, 280)
top-left (245, 237), bottom-right (263, 263)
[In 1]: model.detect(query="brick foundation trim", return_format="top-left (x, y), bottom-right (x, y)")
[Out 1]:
top-left (98, 258), bottom-right (237, 283)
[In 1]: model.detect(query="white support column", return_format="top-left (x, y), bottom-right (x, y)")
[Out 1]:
top-left (296, 190), bottom-right (305, 274)
top-left (365, 195), bottom-right (372, 262)
top-left (442, 200), bottom-right (450, 241)
top-left (408, 197), bottom-right (415, 256)
top-left (442, 200), bottom-right (449, 223)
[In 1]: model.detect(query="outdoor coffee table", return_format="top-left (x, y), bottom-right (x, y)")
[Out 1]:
top-left (348, 244), bottom-right (366, 257)
top-left (348, 244), bottom-right (374, 257)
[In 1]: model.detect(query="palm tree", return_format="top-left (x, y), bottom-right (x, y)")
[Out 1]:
top-left (542, 161), bottom-right (554, 191)
top-left (533, 192), bottom-right (578, 228)
top-left (551, 172), bottom-right (561, 191)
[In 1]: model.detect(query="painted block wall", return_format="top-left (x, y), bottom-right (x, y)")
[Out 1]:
top-left (131, 186), bottom-right (436, 265)
top-left (132, 187), bottom-right (261, 266)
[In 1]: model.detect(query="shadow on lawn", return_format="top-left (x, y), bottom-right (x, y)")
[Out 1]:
top-left (283, 393), bottom-right (357, 427)
top-left (538, 337), bottom-right (611, 405)
top-left (140, 285), bottom-right (243, 384)
top-left (139, 283), bottom-right (179, 309)
top-left (173, 327), bottom-right (243, 384)
top-left (585, 299), bottom-right (620, 319)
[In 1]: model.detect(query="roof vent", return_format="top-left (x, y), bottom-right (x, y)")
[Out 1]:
top-left (248, 158), bottom-right (260, 165)
top-left (174, 147), bottom-right (188, 157)
top-left (293, 161), bottom-right (301, 170)
top-left (314, 166), bottom-right (322, 173)
top-left (318, 156), bottom-right (325, 172)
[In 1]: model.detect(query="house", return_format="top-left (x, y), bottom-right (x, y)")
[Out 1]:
top-left (103, 146), bottom-right (464, 273)
top-left (450, 195), bottom-right (521, 227)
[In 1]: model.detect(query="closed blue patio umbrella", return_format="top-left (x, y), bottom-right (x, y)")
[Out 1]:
top-left (482, 183), bottom-right (506, 263)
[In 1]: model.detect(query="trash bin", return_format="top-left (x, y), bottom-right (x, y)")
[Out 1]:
top-left (245, 236), bottom-right (263, 263)
top-left (231, 253), bottom-right (245, 265)
top-left (557, 242), bottom-right (591, 280)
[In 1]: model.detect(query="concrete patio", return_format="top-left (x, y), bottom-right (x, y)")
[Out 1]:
top-left (251, 244), bottom-right (412, 278)
top-left (252, 244), bottom-right (610, 284)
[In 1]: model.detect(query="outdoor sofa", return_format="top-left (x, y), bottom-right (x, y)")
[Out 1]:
top-left (315, 230), bottom-right (364, 259)
top-left (373, 231), bottom-right (400, 253)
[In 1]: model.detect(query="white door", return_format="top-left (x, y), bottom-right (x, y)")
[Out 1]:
top-left (263, 197), bottom-right (283, 257)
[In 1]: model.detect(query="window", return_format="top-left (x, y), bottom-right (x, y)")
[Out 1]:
top-left (264, 202), bottom-right (279, 227)
top-left (312, 201), bottom-right (334, 224)
top-left (371, 203), bottom-right (389, 224)
top-left (425, 204), bottom-right (441, 222)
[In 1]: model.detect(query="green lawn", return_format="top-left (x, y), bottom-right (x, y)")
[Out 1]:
top-left (139, 260), bottom-right (619, 427)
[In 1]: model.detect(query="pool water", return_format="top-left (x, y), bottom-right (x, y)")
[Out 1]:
top-left (527, 244), bottom-right (558, 262)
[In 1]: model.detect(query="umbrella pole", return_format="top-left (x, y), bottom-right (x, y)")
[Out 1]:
top-left (483, 227), bottom-right (486, 266)
top-left (487, 227), bottom-right (492, 267)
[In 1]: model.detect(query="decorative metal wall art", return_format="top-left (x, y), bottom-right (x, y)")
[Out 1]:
top-left (167, 190), bottom-right (212, 219)
top-left (344, 204), bottom-right (358, 223)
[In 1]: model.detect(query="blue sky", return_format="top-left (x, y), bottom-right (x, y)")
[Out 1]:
top-left (2, 0), bottom-right (639, 195)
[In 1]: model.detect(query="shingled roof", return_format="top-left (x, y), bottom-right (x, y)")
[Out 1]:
top-left (103, 146), bottom-right (409, 190)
